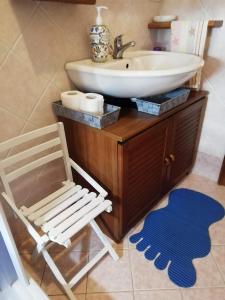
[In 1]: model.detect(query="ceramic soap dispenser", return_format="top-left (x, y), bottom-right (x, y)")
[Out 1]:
top-left (90, 6), bottom-right (110, 63)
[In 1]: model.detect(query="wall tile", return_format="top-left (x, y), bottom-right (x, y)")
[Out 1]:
top-left (28, 80), bottom-right (60, 127)
top-left (0, 107), bottom-right (25, 143)
top-left (158, 0), bottom-right (225, 180)
top-left (14, 8), bottom-right (75, 75)
top-left (0, 0), bottom-right (38, 53)
top-left (192, 152), bottom-right (222, 182)
top-left (0, 41), bottom-right (8, 65)
top-left (0, 51), bottom-right (47, 120)
top-left (159, 0), bottom-right (208, 19)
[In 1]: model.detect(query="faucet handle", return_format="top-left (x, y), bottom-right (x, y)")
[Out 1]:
top-left (114, 34), bottom-right (124, 47)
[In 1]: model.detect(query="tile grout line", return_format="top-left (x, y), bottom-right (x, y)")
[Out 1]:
top-left (126, 286), bottom-right (225, 291)
top-left (203, 71), bottom-right (225, 107)
top-left (83, 251), bottom-right (90, 298)
top-left (21, 72), bottom-right (58, 131)
top-left (0, 2), bottom-right (55, 151)
top-left (22, 3), bottom-right (79, 128)
top-left (180, 288), bottom-right (185, 300)
top-left (40, 261), bottom-right (47, 287)
top-left (39, 4), bottom-right (80, 71)
top-left (199, 0), bottom-right (211, 18)
top-left (127, 246), bottom-right (135, 300)
top-left (85, 251), bottom-right (92, 296)
top-left (1, 4), bottom-right (68, 139)
top-left (0, 2), bottom-right (79, 143)
top-left (210, 249), bottom-right (225, 285)
top-left (39, 4), bottom-right (78, 52)
top-left (84, 290), bottom-right (136, 295)
top-left (0, 2), bottom-right (40, 70)
top-left (85, 249), bottom-right (134, 295)
top-left (0, 105), bottom-right (28, 123)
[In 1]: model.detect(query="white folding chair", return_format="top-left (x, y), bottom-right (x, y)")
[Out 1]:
top-left (0, 122), bottom-right (119, 300)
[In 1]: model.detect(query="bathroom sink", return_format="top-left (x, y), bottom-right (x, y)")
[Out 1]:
top-left (65, 51), bottom-right (204, 98)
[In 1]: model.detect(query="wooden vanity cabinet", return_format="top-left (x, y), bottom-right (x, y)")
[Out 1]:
top-left (39, 0), bottom-right (96, 4)
top-left (59, 91), bottom-right (207, 242)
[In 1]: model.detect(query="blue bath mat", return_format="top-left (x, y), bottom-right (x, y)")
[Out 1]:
top-left (129, 188), bottom-right (225, 287)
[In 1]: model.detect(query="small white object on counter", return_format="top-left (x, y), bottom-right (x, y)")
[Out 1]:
top-left (61, 90), bottom-right (104, 115)
top-left (61, 90), bottom-right (84, 110)
top-left (80, 93), bottom-right (104, 115)
top-left (153, 15), bottom-right (177, 22)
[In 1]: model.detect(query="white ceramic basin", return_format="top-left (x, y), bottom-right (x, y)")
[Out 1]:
top-left (65, 51), bottom-right (204, 98)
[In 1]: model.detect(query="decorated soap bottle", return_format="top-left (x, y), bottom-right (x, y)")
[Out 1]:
top-left (90, 6), bottom-right (110, 63)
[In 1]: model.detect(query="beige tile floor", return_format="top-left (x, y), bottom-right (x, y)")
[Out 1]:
top-left (19, 174), bottom-right (225, 300)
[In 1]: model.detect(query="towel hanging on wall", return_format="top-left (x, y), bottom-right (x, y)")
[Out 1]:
top-left (171, 21), bottom-right (208, 90)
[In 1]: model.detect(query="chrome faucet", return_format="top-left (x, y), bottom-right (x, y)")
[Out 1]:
top-left (113, 35), bottom-right (136, 59)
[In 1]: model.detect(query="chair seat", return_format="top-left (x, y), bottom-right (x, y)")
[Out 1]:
top-left (20, 181), bottom-right (112, 248)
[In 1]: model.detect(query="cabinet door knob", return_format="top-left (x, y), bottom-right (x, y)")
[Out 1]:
top-left (164, 157), bottom-right (170, 165)
top-left (169, 154), bottom-right (176, 162)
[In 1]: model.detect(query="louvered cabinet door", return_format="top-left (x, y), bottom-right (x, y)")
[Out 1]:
top-left (122, 120), bottom-right (169, 229)
top-left (167, 99), bottom-right (206, 188)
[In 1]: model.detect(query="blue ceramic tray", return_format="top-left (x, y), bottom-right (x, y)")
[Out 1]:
top-left (131, 88), bottom-right (190, 116)
top-left (52, 101), bottom-right (121, 129)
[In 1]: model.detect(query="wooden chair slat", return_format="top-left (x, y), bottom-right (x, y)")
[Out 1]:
top-left (42, 192), bottom-right (97, 232)
top-left (48, 195), bottom-right (104, 239)
top-left (28, 185), bottom-right (82, 222)
top-left (21, 181), bottom-right (75, 216)
top-left (33, 187), bottom-right (87, 226)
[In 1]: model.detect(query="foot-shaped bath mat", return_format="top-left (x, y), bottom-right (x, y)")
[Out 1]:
top-left (129, 188), bottom-right (225, 287)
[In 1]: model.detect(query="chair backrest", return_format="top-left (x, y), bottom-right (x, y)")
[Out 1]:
top-left (0, 122), bottom-right (73, 203)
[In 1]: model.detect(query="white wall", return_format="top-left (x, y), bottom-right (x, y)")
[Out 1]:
top-left (158, 0), bottom-right (225, 181)
top-left (0, 233), bottom-right (18, 291)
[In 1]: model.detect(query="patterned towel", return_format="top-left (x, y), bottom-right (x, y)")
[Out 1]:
top-left (171, 21), bottom-right (208, 90)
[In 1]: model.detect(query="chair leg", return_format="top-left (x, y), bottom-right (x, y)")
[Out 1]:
top-left (41, 248), bottom-right (76, 300)
top-left (90, 220), bottom-right (119, 261)
top-left (31, 245), bottom-right (40, 263)
top-left (31, 241), bottom-right (55, 262)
